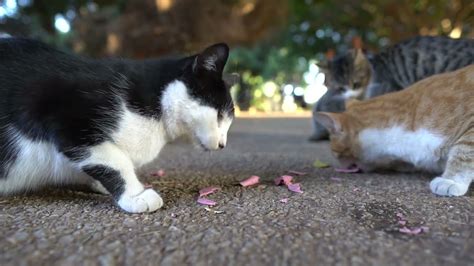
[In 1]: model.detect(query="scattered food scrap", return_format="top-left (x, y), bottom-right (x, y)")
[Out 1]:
top-left (330, 176), bottom-right (343, 182)
top-left (240, 175), bottom-right (260, 187)
top-left (197, 197), bottom-right (217, 206)
top-left (199, 186), bottom-right (220, 197)
top-left (274, 175), bottom-right (293, 186)
top-left (396, 212), bottom-right (429, 235)
top-left (197, 186), bottom-right (220, 206)
top-left (279, 198), bottom-right (289, 203)
top-left (313, 159), bottom-right (330, 168)
top-left (353, 187), bottom-right (360, 192)
top-left (396, 213), bottom-right (407, 225)
top-left (396, 212), bottom-right (405, 220)
top-left (170, 213), bottom-right (178, 218)
top-left (399, 226), bottom-right (429, 235)
top-left (150, 169), bottom-right (166, 177)
top-left (204, 207), bottom-right (224, 214)
top-left (275, 175), bottom-right (304, 193)
top-left (144, 183), bottom-right (153, 189)
top-left (287, 170), bottom-right (307, 176)
top-left (334, 166), bottom-right (361, 173)
top-left (287, 183), bottom-right (303, 193)
top-left (398, 220), bottom-right (407, 226)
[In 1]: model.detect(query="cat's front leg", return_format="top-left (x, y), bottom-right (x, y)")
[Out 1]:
top-left (89, 179), bottom-right (110, 195)
top-left (430, 134), bottom-right (473, 197)
top-left (430, 176), bottom-right (470, 196)
top-left (78, 142), bottom-right (163, 213)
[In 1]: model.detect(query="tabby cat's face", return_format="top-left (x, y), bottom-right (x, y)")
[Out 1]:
top-left (321, 49), bottom-right (372, 100)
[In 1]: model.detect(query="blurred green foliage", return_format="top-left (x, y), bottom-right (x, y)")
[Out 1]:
top-left (227, 0), bottom-right (474, 110)
top-left (1, 0), bottom-right (473, 110)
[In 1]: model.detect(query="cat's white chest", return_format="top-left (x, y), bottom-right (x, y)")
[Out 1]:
top-left (358, 126), bottom-right (446, 172)
top-left (112, 107), bottom-right (167, 168)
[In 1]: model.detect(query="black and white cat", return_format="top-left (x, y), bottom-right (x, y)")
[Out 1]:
top-left (0, 38), bottom-right (235, 213)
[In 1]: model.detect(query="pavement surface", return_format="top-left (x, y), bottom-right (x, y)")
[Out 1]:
top-left (1, 117), bottom-right (473, 266)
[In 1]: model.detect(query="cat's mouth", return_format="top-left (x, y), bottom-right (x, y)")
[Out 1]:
top-left (189, 134), bottom-right (209, 151)
top-left (335, 163), bottom-right (362, 173)
top-left (192, 135), bottom-right (215, 151)
top-left (200, 143), bottom-right (210, 151)
top-left (196, 139), bottom-right (210, 151)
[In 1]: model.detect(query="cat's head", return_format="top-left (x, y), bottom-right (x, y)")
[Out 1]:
top-left (163, 43), bottom-right (237, 151)
top-left (319, 49), bottom-right (372, 99)
top-left (314, 109), bottom-right (366, 170)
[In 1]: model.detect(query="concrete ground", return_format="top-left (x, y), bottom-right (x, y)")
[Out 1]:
top-left (1, 117), bottom-right (472, 266)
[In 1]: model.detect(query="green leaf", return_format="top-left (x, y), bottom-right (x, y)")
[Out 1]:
top-left (313, 159), bottom-right (330, 169)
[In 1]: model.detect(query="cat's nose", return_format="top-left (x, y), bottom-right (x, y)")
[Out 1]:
top-left (218, 143), bottom-right (225, 149)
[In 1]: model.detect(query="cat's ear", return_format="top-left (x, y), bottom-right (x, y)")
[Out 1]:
top-left (351, 48), bottom-right (368, 66)
top-left (193, 43), bottom-right (229, 74)
top-left (314, 112), bottom-right (343, 134)
top-left (317, 61), bottom-right (329, 73)
top-left (223, 73), bottom-right (240, 88)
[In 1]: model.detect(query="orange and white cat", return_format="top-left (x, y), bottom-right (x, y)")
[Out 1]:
top-left (315, 64), bottom-right (474, 196)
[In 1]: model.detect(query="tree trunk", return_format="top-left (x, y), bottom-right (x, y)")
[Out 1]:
top-left (73, 0), bottom-right (289, 58)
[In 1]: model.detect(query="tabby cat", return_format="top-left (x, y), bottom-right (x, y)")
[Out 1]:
top-left (315, 64), bottom-right (474, 196)
top-left (311, 36), bottom-right (474, 140)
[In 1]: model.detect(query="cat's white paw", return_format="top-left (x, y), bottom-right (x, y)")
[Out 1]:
top-left (430, 177), bottom-right (468, 197)
top-left (117, 189), bottom-right (164, 213)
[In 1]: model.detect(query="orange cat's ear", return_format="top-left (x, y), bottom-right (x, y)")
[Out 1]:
top-left (314, 112), bottom-right (343, 134)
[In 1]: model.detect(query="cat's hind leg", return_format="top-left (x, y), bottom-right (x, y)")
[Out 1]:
top-left (77, 141), bottom-right (163, 213)
top-left (430, 130), bottom-right (473, 196)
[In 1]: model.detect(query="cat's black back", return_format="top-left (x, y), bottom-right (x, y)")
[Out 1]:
top-left (1, 39), bottom-right (150, 158)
